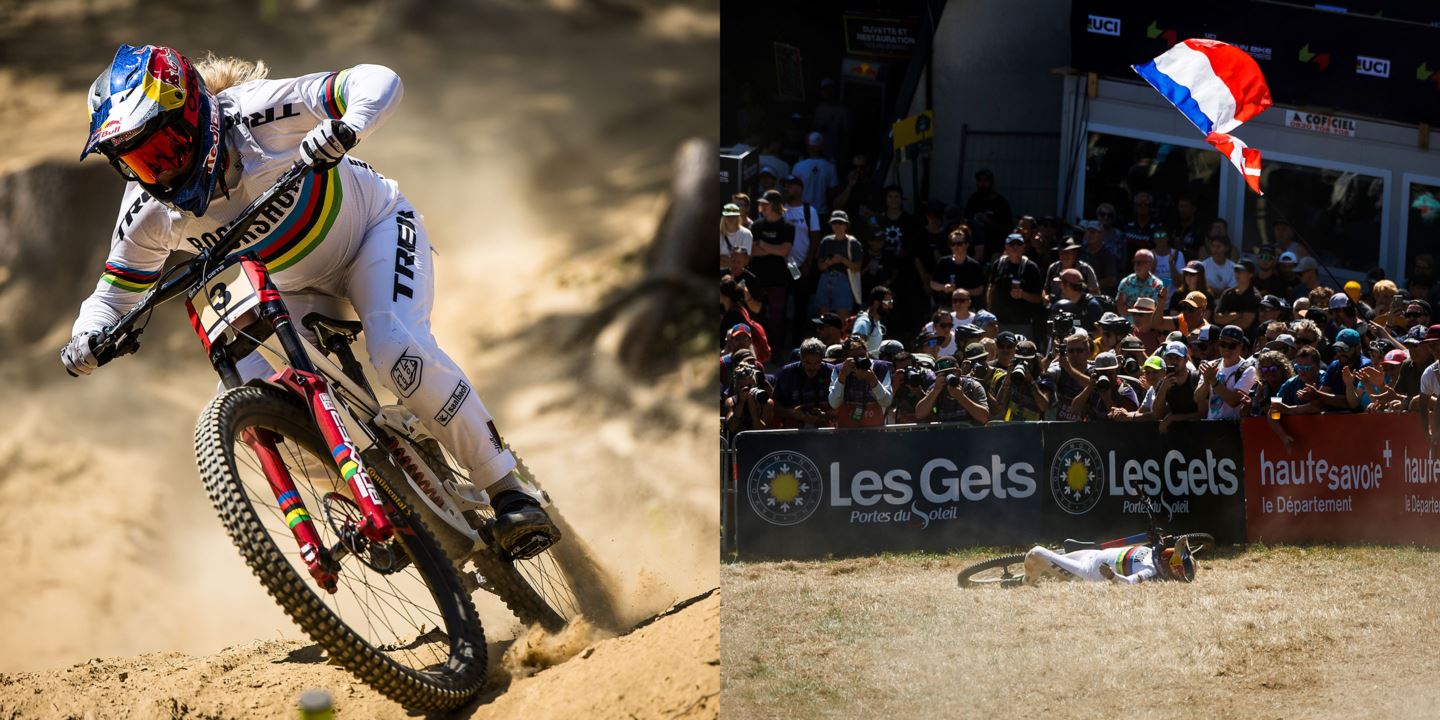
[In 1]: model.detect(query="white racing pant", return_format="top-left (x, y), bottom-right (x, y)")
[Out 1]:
top-left (234, 203), bottom-right (517, 489)
top-left (1023, 547), bottom-right (1109, 584)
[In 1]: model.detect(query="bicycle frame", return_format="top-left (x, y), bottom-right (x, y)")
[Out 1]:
top-left (182, 252), bottom-right (393, 592)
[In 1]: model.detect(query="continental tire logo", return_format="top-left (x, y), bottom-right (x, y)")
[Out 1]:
top-left (1050, 438), bottom-right (1105, 515)
top-left (746, 451), bottom-right (823, 526)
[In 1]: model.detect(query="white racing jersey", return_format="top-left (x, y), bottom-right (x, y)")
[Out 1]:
top-left (73, 64), bottom-right (406, 336)
top-left (1026, 544), bottom-right (1162, 584)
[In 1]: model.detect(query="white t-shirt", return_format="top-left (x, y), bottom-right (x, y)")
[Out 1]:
top-left (1207, 358), bottom-right (1257, 420)
top-left (922, 321), bottom-right (958, 358)
top-left (1421, 360), bottom-right (1440, 396)
top-left (1153, 248), bottom-right (1185, 288)
top-left (783, 204), bottom-right (821, 265)
top-left (792, 157), bottom-right (839, 214)
top-left (720, 226), bottom-right (753, 268)
top-left (1202, 256), bottom-right (1238, 293)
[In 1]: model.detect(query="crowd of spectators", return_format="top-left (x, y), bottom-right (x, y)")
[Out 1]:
top-left (721, 153), bottom-right (1440, 440)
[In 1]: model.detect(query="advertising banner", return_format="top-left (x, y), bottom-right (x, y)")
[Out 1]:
top-left (1242, 415), bottom-right (1440, 545)
top-left (1039, 421), bottom-right (1247, 545)
top-left (732, 425), bottom-right (1046, 558)
top-left (843, 15), bottom-right (921, 59)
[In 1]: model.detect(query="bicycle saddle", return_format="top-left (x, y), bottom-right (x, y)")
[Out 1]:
top-left (303, 313), bottom-right (365, 346)
top-left (1062, 538), bottom-right (1095, 553)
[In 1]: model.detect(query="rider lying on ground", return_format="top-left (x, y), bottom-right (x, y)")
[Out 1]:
top-left (1023, 537), bottom-right (1195, 585)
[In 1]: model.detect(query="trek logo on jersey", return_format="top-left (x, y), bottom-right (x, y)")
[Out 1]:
top-left (392, 210), bottom-right (419, 302)
top-left (225, 102), bottom-right (302, 130)
top-left (1356, 55), bottom-right (1391, 78)
top-left (434, 380), bottom-right (470, 426)
top-left (390, 348), bottom-right (423, 397)
top-left (114, 191), bottom-right (153, 242)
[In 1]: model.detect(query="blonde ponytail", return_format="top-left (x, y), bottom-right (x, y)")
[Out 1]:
top-left (195, 52), bottom-right (270, 93)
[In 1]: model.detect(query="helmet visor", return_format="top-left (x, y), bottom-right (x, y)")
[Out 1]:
top-left (114, 123), bottom-right (195, 187)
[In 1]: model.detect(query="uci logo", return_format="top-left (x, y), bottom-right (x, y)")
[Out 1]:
top-left (1356, 55), bottom-right (1391, 78)
top-left (1050, 438), bottom-right (1105, 515)
top-left (1087, 15), bottom-right (1121, 37)
top-left (747, 451), bottom-right (824, 526)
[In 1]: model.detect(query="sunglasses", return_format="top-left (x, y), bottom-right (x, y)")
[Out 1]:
top-left (1294, 363), bottom-right (1315, 372)
top-left (1260, 365), bottom-right (1281, 373)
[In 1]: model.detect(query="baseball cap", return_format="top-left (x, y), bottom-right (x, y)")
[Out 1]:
top-left (728, 323), bottom-right (752, 338)
top-left (806, 131), bottom-right (824, 148)
top-left (1092, 351), bottom-right (1120, 370)
top-left (1333, 328), bottom-right (1363, 349)
top-left (1196, 325), bottom-right (1220, 343)
top-left (963, 342), bottom-right (989, 362)
top-left (1182, 260), bottom-right (1204, 275)
top-left (1127, 296), bottom-right (1158, 314)
top-left (1015, 340), bottom-right (1039, 359)
top-left (1279, 251), bottom-right (1298, 264)
top-left (781, 173), bottom-right (802, 186)
top-left (877, 339), bottom-right (906, 359)
top-left (1163, 341), bottom-right (1189, 358)
top-left (758, 166), bottom-right (776, 178)
top-left (995, 331), bottom-right (1018, 347)
top-left (830, 210), bottom-right (850, 225)
top-left (1219, 325), bottom-right (1247, 344)
top-left (760, 189), bottom-right (784, 206)
top-left (1260, 295), bottom-right (1288, 311)
top-left (1059, 268), bottom-right (1084, 284)
top-left (1005, 233), bottom-right (1026, 246)
top-left (1257, 243), bottom-right (1277, 258)
top-left (1143, 355), bottom-right (1165, 371)
top-left (1425, 324), bottom-right (1440, 342)
top-left (1328, 292), bottom-right (1351, 310)
top-left (1119, 335), bottom-right (1145, 352)
top-left (1384, 348), bottom-right (1409, 365)
top-left (812, 312), bottom-right (843, 329)
top-left (722, 203), bottom-right (742, 217)
top-left (1297, 257), bottom-right (1319, 272)
top-left (1266, 334), bottom-right (1297, 351)
top-left (1236, 259), bottom-right (1257, 275)
top-left (972, 310), bottom-right (998, 328)
top-left (1181, 291), bottom-right (1209, 310)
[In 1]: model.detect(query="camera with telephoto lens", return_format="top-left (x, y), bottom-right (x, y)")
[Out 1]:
top-left (903, 367), bottom-right (930, 388)
top-left (1094, 374), bottom-right (1113, 393)
top-left (854, 357), bottom-right (872, 371)
top-left (1010, 361), bottom-right (1030, 384)
top-left (750, 387), bottom-right (769, 405)
top-left (1049, 310), bottom-right (1077, 338)
top-left (946, 374), bottom-right (962, 389)
top-left (1122, 357), bottom-right (1140, 376)
top-left (734, 365), bottom-right (756, 382)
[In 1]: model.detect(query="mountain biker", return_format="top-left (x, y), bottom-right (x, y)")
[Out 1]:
top-left (1023, 538), bottom-right (1195, 585)
top-left (59, 44), bottom-right (558, 559)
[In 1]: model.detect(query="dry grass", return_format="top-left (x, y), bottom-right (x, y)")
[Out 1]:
top-left (721, 546), bottom-right (1440, 719)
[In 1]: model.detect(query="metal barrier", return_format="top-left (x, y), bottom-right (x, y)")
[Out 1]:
top-left (721, 434), bottom-right (738, 560)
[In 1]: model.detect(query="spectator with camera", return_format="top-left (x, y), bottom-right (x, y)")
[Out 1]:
top-left (885, 340), bottom-right (935, 425)
top-left (1196, 325), bottom-right (1256, 420)
top-left (1214, 260), bottom-right (1262, 335)
top-left (1092, 312), bottom-right (1132, 359)
top-left (828, 335), bottom-right (893, 427)
top-left (723, 360), bottom-right (775, 438)
top-left (1046, 332), bottom-right (1094, 421)
top-left (921, 308), bottom-right (962, 359)
top-left (987, 233), bottom-right (1045, 338)
top-left (773, 337), bottom-right (836, 429)
top-left (722, 323), bottom-right (769, 380)
top-left (720, 274), bottom-right (770, 358)
top-left (1112, 355), bottom-right (1165, 421)
top-left (916, 355), bottom-right (990, 426)
top-left (1150, 342), bottom-right (1203, 432)
top-left (1074, 351), bottom-right (1139, 421)
top-left (1049, 268), bottom-right (1106, 340)
top-left (961, 341), bottom-right (1008, 406)
top-left (720, 203), bottom-right (752, 277)
top-left (1044, 236), bottom-right (1100, 300)
top-left (996, 339), bottom-right (1051, 421)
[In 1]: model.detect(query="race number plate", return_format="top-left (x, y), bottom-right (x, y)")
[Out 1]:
top-left (192, 263), bottom-right (262, 344)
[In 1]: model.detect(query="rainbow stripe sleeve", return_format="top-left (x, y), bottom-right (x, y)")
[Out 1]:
top-left (321, 69), bottom-right (351, 119)
top-left (101, 261), bottom-right (161, 293)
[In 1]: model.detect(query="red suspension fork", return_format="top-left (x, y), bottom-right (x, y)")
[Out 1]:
top-left (240, 426), bottom-right (337, 591)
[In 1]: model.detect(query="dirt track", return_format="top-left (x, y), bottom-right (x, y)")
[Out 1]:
top-left (0, 0), bottom-right (717, 716)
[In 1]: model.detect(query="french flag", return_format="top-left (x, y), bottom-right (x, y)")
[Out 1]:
top-left (1133, 39), bottom-right (1272, 194)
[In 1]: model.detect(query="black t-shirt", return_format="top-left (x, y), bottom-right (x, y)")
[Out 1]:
top-left (874, 212), bottom-right (927, 287)
top-left (1217, 285), bottom-right (1262, 320)
top-left (1161, 369), bottom-right (1201, 416)
top-left (816, 234), bottom-right (862, 274)
top-left (1252, 271), bottom-right (1289, 299)
top-left (748, 217), bottom-right (795, 287)
top-left (932, 255), bottom-right (987, 296)
top-left (988, 256), bottom-right (1044, 324)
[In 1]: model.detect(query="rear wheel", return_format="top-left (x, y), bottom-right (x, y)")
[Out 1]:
top-left (1174, 533), bottom-right (1216, 555)
top-left (957, 554), bottom-right (1028, 588)
top-left (195, 386), bottom-right (487, 712)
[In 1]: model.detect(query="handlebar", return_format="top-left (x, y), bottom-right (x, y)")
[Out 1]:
top-left (74, 163), bottom-right (312, 375)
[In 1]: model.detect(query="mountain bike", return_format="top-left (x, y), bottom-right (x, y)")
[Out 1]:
top-left (956, 514), bottom-right (1215, 588)
top-left (73, 163), bottom-right (615, 711)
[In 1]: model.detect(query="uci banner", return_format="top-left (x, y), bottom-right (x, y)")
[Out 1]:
top-left (731, 421), bottom-right (1246, 559)
top-left (1242, 414), bottom-right (1440, 545)
top-left (731, 425), bottom-right (1045, 558)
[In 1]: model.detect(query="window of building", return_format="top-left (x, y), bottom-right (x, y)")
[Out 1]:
top-left (1243, 160), bottom-right (1384, 274)
top-left (1082, 132), bottom-right (1221, 250)
top-left (1405, 180), bottom-right (1440, 284)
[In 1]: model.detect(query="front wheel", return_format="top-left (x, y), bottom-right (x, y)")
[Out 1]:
top-left (1173, 533), bottom-right (1215, 555)
top-left (957, 554), bottom-right (1028, 588)
top-left (194, 385), bottom-right (487, 712)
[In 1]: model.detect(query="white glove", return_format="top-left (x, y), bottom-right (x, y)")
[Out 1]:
top-left (299, 119), bottom-right (357, 170)
top-left (61, 330), bottom-right (101, 376)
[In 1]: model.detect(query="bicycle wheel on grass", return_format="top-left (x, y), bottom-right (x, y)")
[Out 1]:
top-left (957, 554), bottom-right (1028, 588)
top-left (1174, 533), bottom-right (1215, 555)
top-left (195, 385), bottom-right (487, 712)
